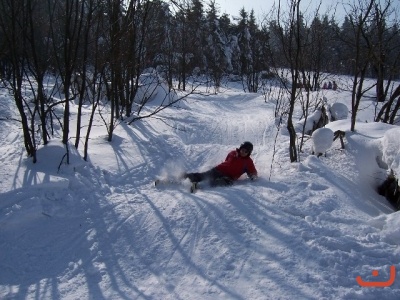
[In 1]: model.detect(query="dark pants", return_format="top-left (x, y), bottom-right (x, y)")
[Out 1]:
top-left (185, 168), bottom-right (233, 186)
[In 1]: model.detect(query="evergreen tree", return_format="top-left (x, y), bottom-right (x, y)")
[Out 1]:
top-left (152, 1), bottom-right (176, 88)
top-left (186, 0), bottom-right (206, 73)
top-left (219, 12), bottom-right (237, 73)
top-left (204, 0), bottom-right (226, 91)
top-left (236, 8), bottom-right (251, 79)
top-left (173, 4), bottom-right (191, 90)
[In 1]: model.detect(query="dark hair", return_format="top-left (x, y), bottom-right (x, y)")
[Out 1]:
top-left (239, 141), bottom-right (253, 155)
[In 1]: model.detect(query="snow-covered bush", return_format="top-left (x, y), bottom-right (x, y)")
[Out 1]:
top-left (311, 127), bottom-right (334, 156)
top-left (295, 106), bottom-right (329, 135)
top-left (134, 69), bottom-right (177, 106)
top-left (295, 110), bottom-right (321, 134)
top-left (329, 102), bottom-right (348, 121)
top-left (381, 127), bottom-right (400, 176)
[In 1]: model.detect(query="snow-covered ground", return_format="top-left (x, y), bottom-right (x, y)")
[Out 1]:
top-left (0, 79), bottom-right (399, 299)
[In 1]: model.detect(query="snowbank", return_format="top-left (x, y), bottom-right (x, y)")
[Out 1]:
top-left (295, 109), bottom-right (323, 134)
top-left (134, 70), bottom-right (178, 106)
top-left (381, 127), bottom-right (400, 176)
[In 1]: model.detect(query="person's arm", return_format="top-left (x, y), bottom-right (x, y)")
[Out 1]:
top-left (247, 159), bottom-right (258, 180)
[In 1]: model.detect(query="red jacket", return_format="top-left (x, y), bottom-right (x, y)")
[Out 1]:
top-left (215, 150), bottom-right (258, 180)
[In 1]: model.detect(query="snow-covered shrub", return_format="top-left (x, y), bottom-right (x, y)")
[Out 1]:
top-left (311, 127), bottom-right (334, 157)
top-left (295, 106), bottom-right (329, 135)
top-left (134, 69), bottom-right (177, 106)
top-left (329, 102), bottom-right (348, 121)
top-left (381, 127), bottom-right (400, 176)
top-left (295, 110), bottom-right (321, 134)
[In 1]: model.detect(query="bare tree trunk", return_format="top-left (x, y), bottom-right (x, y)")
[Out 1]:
top-left (269, 0), bottom-right (307, 162)
top-left (351, 68), bottom-right (368, 131)
top-left (376, 84), bottom-right (400, 122)
top-left (286, 0), bottom-right (303, 162)
top-left (14, 71), bottom-right (37, 162)
top-left (348, 0), bottom-right (374, 132)
top-left (388, 97), bottom-right (400, 124)
top-left (48, 0), bottom-right (85, 163)
top-left (74, 0), bottom-right (95, 149)
top-left (25, 0), bottom-right (51, 146)
top-left (105, 0), bottom-right (123, 142)
top-left (0, 0), bottom-right (37, 162)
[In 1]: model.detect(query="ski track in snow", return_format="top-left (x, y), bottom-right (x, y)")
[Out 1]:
top-left (0, 85), bottom-right (399, 300)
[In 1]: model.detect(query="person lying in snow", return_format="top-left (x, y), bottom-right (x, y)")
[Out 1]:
top-left (184, 141), bottom-right (258, 186)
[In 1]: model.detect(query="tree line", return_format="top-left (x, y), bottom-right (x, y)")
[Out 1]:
top-left (0, 0), bottom-right (399, 163)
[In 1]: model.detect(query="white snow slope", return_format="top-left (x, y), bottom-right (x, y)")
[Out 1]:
top-left (1, 81), bottom-right (399, 300)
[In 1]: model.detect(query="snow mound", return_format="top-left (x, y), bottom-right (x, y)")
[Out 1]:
top-left (381, 127), bottom-right (400, 175)
top-left (312, 127), bottom-right (334, 155)
top-left (370, 211), bottom-right (400, 246)
top-left (295, 110), bottom-right (322, 134)
top-left (0, 140), bottom-right (81, 195)
top-left (134, 70), bottom-right (178, 106)
top-left (381, 211), bottom-right (400, 245)
top-left (329, 102), bottom-right (348, 121)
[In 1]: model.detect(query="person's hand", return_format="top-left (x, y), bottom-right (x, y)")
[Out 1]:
top-left (250, 175), bottom-right (258, 181)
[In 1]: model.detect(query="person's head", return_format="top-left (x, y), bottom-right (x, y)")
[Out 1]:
top-left (238, 141), bottom-right (253, 157)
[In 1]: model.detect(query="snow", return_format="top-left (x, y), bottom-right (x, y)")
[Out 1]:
top-left (1, 79), bottom-right (400, 299)
top-left (329, 102), bottom-right (349, 121)
top-left (381, 128), bottom-right (400, 175)
top-left (311, 127), bottom-right (334, 155)
top-left (295, 109), bottom-right (323, 134)
top-left (135, 70), bottom-right (178, 106)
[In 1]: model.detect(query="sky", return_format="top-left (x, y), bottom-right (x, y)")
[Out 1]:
top-left (216, 0), bottom-right (272, 17)
top-left (1, 70), bottom-right (400, 299)
top-left (215, 0), bottom-right (344, 22)
top-left (215, 0), bottom-right (400, 23)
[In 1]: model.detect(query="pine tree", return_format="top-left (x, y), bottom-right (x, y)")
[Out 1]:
top-left (204, 0), bottom-right (226, 92)
top-left (236, 8), bottom-right (251, 81)
top-left (186, 0), bottom-right (206, 74)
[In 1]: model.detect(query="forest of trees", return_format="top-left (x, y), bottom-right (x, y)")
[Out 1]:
top-left (0, 0), bottom-right (399, 163)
